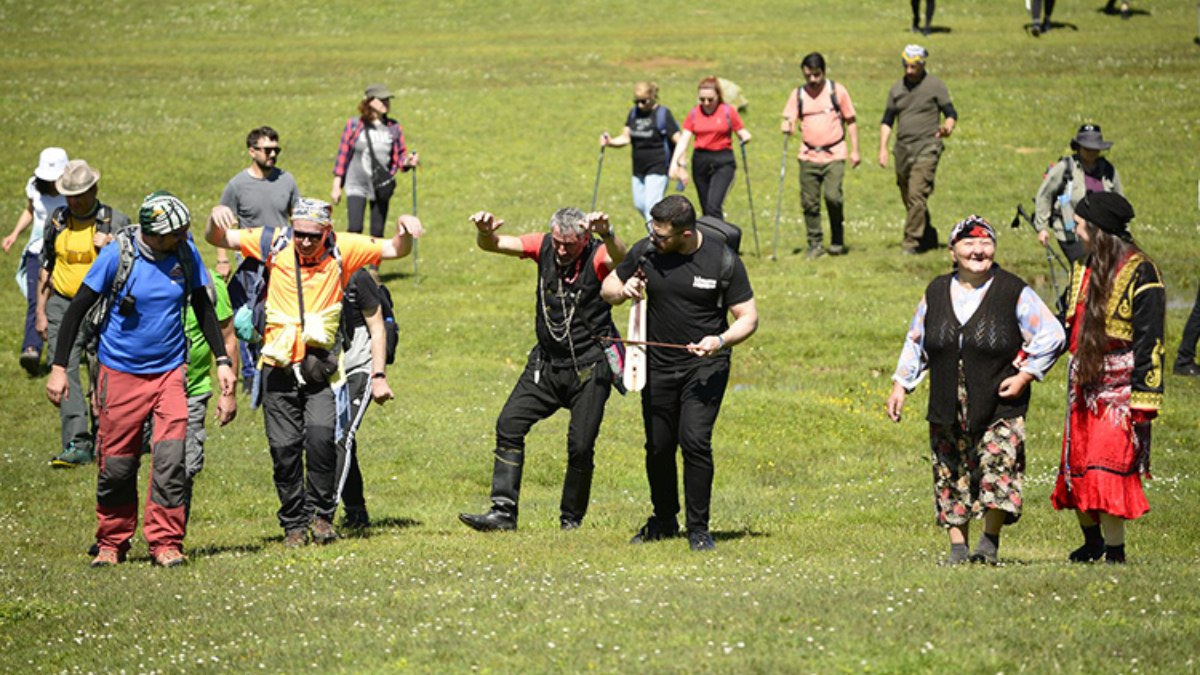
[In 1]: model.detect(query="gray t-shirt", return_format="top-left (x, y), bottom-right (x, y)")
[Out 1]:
top-left (344, 121), bottom-right (391, 200)
top-left (219, 168), bottom-right (299, 229)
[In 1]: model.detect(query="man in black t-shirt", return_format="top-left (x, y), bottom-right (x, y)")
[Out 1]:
top-left (601, 194), bottom-right (758, 551)
top-left (459, 208), bottom-right (627, 532)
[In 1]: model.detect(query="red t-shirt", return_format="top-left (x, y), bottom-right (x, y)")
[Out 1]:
top-left (519, 232), bottom-right (612, 279)
top-left (684, 103), bottom-right (744, 152)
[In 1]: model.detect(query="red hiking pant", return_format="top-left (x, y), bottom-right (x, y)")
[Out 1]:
top-left (93, 364), bottom-right (189, 556)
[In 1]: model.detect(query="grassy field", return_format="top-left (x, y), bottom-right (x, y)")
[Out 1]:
top-left (2, 0), bottom-right (1200, 672)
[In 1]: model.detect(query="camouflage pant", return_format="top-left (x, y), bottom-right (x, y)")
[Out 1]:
top-left (929, 416), bottom-right (1026, 528)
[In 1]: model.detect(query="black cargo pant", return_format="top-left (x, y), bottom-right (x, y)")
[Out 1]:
top-left (263, 366), bottom-right (338, 533)
top-left (489, 354), bottom-right (612, 525)
top-left (641, 357), bottom-right (730, 534)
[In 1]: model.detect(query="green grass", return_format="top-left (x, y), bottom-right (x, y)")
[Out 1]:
top-left (2, 0), bottom-right (1200, 672)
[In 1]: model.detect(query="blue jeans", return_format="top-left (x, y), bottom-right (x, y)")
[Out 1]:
top-left (632, 173), bottom-right (669, 223)
top-left (21, 249), bottom-right (42, 354)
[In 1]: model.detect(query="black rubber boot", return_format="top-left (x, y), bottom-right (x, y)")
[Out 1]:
top-left (458, 447), bottom-right (523, 532)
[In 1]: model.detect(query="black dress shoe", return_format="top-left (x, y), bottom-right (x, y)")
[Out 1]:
top-left (1173, 362), bottom-right (1200, 377)
top-left (458, 510), bottom-right (517, 532)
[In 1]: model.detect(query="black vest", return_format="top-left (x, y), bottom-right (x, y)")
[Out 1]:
top-left (924, 266), bottom-right (1030, 432)
top-left (533, 235), bottom-right (614, 367)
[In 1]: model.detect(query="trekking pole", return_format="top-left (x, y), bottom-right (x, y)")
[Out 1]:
top-left (771, 134), bottom-right (790, 260)
top-left (411, 168), bottom-right (419, 283)
top-left (739, 140), bottom-right (761, 257)
top-left (590, 147), bottom-right (605, 211)
top-left (1013, 203), bottom-right (1068, 314)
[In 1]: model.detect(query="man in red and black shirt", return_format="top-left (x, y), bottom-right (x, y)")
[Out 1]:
top-left (459, 208), bottom-right (627, 532)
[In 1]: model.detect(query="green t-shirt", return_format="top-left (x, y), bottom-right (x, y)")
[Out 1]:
top-left (185, 270), bottom-right (232, 397)
top-left (885, 73), bottom-right (952, 149)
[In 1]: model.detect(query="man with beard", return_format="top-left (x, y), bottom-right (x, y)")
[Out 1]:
top-left (458, 208), bottom-right (627, 532)
top-left (212, 126), bottom-right (300, 391)
top-left (601, 194), bottom-right (757, 551)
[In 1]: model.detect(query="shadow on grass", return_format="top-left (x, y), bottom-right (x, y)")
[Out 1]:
top-left (188, 542), bottom-right (267, 559)
top-left (1095, 7), bottom-right (1151, 18)
top-left (1024, 21), bottom-right (1079, 35)
top-left (712, 528), bottom-right (770, 543)
top-left (339, 516), bottom-right (423, 539)
top-left (378, 270), bottom-right (416, 284)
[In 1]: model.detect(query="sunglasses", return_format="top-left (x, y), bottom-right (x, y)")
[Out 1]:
top-left (698, 96), bottom-right (716, 103)
top-left (645, 221), bottom-right (684, 243)
top-left (293, 230), bottom-right (324, 242)
top-left (254, 146), bottom-right (282, 155)
top-left (634, 98), bottom-right (654, 105)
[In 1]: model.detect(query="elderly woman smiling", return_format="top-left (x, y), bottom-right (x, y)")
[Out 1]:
top-left (887, 216), bottom-right (1065, 565)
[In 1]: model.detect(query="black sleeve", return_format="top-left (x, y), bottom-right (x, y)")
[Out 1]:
top-left (190, 289), bottom-right (228, 361)
top-left (51, 286), bottom-right (100, 368)
top-left (880, 108), bottom-right (897, 127)
top-left (1130, 262), bottom-right (1165, 407)
top-left (724, 255), bottom-right (754, 307)
top-left (941, 102), bottom-right (958, 120)
top-left (614, 239), bottom-right (652, 282)
top-left (350, 269), bottom-right (382, 314)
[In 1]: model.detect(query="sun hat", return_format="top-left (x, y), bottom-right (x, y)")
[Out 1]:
top-left (1070, 123), bottom-right (1113, 151)
top-left (34, 147), bottom-right (69, 181)
top-left (55, 159), bottom-right (101, 196)
top-left (364, 84), bottom-right (394, 100)
top-left (139, 191), bottom-right (191, 235)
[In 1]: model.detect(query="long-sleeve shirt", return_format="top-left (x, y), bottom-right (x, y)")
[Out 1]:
top-left (893, 276), bottom-right (1065, 390)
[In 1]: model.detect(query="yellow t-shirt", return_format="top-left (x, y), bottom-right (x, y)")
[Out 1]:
top-left (241, 229), bottom-right (384, 365)
top-left (51, 217), bottom-right (100, 298)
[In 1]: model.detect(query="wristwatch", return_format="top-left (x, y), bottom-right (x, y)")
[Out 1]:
top-left (215, 356), bottom-right (233, 368)
top-left (371, 371), bottom-right (387, 380)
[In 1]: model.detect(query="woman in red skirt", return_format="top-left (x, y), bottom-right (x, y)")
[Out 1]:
top-left (1051, 192), bottom-right (1165, 564)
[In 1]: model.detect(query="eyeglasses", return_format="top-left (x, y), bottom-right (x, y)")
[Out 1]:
top-left (293, 230), bottom-right (324, 242)
top-left (698, 96), bottom-right (716, 103)
top-left (254, 146), bottom-right (282, 155)
top-left (645, 221), bottom-right (684, 243)
top-left (634, 98), bottom-right (654, 106)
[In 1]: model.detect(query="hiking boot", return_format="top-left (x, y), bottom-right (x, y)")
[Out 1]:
top-left (688, 530), bottom-right (716, 552)
top-left (458, 510), bottom-right (517, 532)
top-left (51, 443), bottom-right (93, 468)
top-left (629, 516), bottom-right (679, 544)
top-left (283, 529), bottom-right (308, 549)
top-left (560, 518), bottom-right (582, 531)
top-left (1174, 362), bottom-right (1200, 377)
top-left (969, 549), bottom-right (998, 565)
top-left (1031, 22), bottom-right (1042, 36)
top-left (310, 517), bottom-right (338, 544)
top-left (826, 244), bottom-right (847, 256)
top-left (90, 547), bottom-right (120, 568)
top-left (341, 507), bottom-right (371, 529)
top-left (805, 245), bottom-right (826, 260)
top-left (19, 348), bottom-right (40, 376)
top-left (152, 549), bottom-right (188, 568)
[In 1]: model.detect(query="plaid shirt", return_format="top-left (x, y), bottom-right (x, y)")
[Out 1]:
top-left (332, 117), bottom-right (408, 178)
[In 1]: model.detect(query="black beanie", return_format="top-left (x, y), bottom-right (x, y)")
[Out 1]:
top-left (1075, 192), bottom-right (1134, 236)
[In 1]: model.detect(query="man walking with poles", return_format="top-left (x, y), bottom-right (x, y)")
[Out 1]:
top-left (601, 194), bottom-right (757, 551)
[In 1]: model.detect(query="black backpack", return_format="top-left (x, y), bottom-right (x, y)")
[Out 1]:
top-left (696, 215), bottom-right (741, 308)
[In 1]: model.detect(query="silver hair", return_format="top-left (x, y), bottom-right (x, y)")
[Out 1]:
top-left (549, 207), bottom-right (587, 237)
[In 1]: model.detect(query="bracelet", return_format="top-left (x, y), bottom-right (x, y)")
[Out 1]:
top-left (371, 371), bottom-right (387, 380)
top-left (717, 335), bottom-right (726, 349)
top-left (215, 356), bottom-right (233, 368)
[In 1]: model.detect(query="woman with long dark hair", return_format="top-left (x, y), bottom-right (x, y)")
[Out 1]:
top-left (3, 147), bottom-right (68, 375)
top-left (1050, 192), bottom-right (1164, 564)
top-left (331, 84), bottom-right (418, 237)
top-left (669, 76), bottom-right (751, 220)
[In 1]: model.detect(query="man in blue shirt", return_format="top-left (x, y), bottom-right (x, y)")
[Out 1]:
top-left (46, 192), bottom-right (235, 568)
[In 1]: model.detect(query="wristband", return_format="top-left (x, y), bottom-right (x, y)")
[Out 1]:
top-left (215, 356), bottom-right (233, 368)
top-left (371, 371), bottom-right (387, 380)
top-left (717, 335), bottom-right (726, 349)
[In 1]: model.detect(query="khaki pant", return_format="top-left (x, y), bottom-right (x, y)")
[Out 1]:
top-left (895, 142), bottom-right (942, 251)
top-left (799, 160), bottom-right (846, 248)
